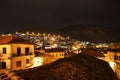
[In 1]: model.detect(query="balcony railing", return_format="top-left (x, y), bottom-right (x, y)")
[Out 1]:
top-left (12, 52), bottom-right (34, 57)
top-left (0, 52), bottom-right (34, 57)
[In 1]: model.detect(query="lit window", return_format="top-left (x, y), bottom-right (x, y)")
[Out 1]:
top-left (16, 61), bottom-right (21, 67)
top-left (56, 54), bottom-right (58, 57)
top-left (118, 64), bottom-right (120, 70)
top-left (51, 54), bottom-right (54, 57)
top-left (119, 56), bottom-right (120, 60)
top-left (3, 48), bottom-right (6, 54)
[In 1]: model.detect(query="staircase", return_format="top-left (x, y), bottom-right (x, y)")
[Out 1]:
top-left (0, 71), bottom-right (11, 80)
top-left (0, 70), bottom-right (24, 80)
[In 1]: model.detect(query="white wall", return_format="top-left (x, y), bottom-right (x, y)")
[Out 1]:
top-left (33, 57), bottom-right (44, 67)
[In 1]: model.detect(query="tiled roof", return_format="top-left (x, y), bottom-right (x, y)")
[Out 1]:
top-left (108, 49), bottom-right (120, 52)
top-left (83, 49), bottom-right (105, 57)
top-left (0, 36), bottom-right (34, 45)
top-left (45, 48), bottom-right (65, 52)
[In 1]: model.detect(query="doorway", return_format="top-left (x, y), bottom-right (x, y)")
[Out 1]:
top-left (2, 62), bottom-right (6, 69)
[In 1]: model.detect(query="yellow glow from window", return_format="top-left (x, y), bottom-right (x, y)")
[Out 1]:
top-left (33, 57), bottom-right (43, 67)
top-left (109, 61), bottom-right (116, 71)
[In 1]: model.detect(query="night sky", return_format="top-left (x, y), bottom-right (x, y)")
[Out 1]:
top-left (0, 0), bottom-right (120, 42)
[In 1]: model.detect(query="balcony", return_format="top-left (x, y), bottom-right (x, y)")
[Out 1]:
top-left (12, 53), bottom-right (34, 57)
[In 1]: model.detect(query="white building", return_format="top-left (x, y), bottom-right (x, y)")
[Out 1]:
top-left (45, 48), bottom-right (65, 62)
top-left (106, 50), bottom-right (120, 79)
top-left (0, 36), bottom-right (34, 70)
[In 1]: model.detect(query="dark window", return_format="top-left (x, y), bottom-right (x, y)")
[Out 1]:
top-left (2, 62), bottom-right (6, 69)
top-left (17, 48), bottom-right (21, 56)
top-left (16, 61), bottom-right (21, 67)
top-left (25, 48), bottom-right (29, 55)
top-left (26, 59), bottom-right (30, 64)
top-left (114, 55), bottom-right (118, 60)
top-left (3, 48), bottom-right (6, 54)
top-left (114, 55), bottom-right (117, 60)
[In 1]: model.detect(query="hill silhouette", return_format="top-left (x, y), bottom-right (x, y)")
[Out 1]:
top-left (58, 24), bottom-right (120, 43)
top-left (15, 53), bottom-right (118, 80)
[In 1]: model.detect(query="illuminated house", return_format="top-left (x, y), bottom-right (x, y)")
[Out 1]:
top-left (45, 48), bottom-right (65, 62)
top-left (82, 49), bottom-right (105, 60)
top-left (33, 48), bottom-right (65, 66)
top-left (33, 50), bottom-right (45, 67)
top-left (0, 36), bottom-right (34, 70)
top-left (106, 50), bottom-right (120, 78)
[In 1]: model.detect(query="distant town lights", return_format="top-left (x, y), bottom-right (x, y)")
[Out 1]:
top-left (51, 37), bottom-right (55, 41)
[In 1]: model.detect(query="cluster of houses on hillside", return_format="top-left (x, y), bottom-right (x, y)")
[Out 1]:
top-left (0, 36), bottom-right (34, 70)
top-left (3, 32), bottom-right (82, 54)
top-left (0, 36), bottom-right (66, 70)
top-left (0, 35), bottom-right (120, 79)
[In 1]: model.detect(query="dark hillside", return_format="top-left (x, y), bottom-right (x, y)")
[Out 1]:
top-left (58, 24), bottom-right (120, 43)
top-left (15, 53), bottom-right (118, 80)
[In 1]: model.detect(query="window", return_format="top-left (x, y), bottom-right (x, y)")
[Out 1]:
top-left (118, 64), bottom-right (120, 70)
top-left (2, 62), bottom-right (6, 69)
top-left (16, 61), bottom-right (21, 67)
top-left (26, 59), bottom-right (30, 64)
top-left (51, 54), bottom-right (54, 57)
top-left (17, 48), bottom-right (21, 56)
top-left (114, 55), bottom-right (118, 60)
top-left (119, 56), bottom-right (120, 60)
top-left (56, 54), bottom-right (58, 57)
top-left (3, 48), bottom-right (6, 54)
top-left (25, 48), bottom-right (29, 55)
